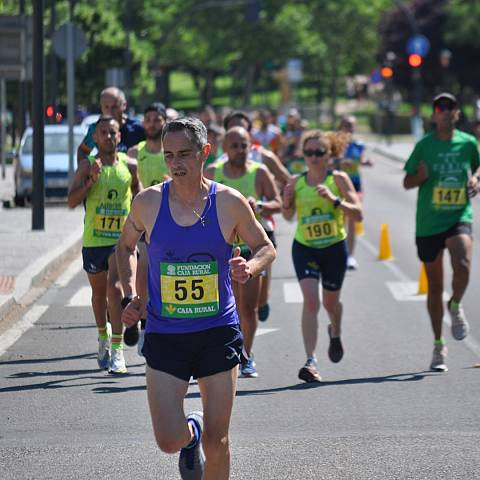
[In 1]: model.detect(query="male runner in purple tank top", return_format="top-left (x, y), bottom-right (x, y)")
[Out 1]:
top-left (116, 117), bottom-right (276, 480)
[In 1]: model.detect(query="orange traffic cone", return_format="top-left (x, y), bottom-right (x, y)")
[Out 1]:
top-left (378, 224), bottom-right (394, 261)
top-left (355, 221), bottom-right (365, 236)
top-left (417, 263), bottom-right (428, 294)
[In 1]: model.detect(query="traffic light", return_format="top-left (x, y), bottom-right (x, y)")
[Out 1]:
top-left (46, 105), bottom-right (55, 119)
top-left (381, 66), bottom-right (393, 79)
top-left (408, 53), bottom-right (423, 68)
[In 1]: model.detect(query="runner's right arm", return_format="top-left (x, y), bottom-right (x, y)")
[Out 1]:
top-left (116, 193), bottom-right (147, 326)
top-left (281, 175), bottom-right (299, 221)
top-left (403, 161), bottom-right (428, 189)
top-left (67, 158), bottom-right (100, 208)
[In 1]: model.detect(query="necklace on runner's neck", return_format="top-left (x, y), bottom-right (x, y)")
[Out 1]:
top-left (174, 184), bottom-right (211, 227)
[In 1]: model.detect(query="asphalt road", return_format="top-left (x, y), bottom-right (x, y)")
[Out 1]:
top-left (1, 152), bottom-right (479, 479)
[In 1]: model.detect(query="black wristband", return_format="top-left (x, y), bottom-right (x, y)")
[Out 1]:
top-left (333, 197), bottom-right (342, 208)
top-left (121, 294), bottom-right (134, 309)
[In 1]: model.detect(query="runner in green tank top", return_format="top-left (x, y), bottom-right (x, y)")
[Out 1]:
top-left (68, 117), bottom-right (141, 374)
top-left (205, 126), bottom-right (281, 378)
top-left (127, 102), bottom-right (168, 352)
top-left (403, 92), bottom-right (480, 373)
top-left (282, 130), bottom-right (362, 383)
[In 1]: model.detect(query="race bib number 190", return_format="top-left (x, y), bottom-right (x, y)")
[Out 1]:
top-left (160, 261), bottom-right (219, 318)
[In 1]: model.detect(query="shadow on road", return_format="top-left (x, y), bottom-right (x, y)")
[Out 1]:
top-left (0, 368), bottom-right (436, 396)
top-left (233, 370), bottom-right (436, 396)
top-left (0, 352), bottom-right (96, 366)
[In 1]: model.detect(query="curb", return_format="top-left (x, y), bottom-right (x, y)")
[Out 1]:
top-left (0, 225), bottom-right (83, 321)
top-left (369, 145), bottom-right (407, 164)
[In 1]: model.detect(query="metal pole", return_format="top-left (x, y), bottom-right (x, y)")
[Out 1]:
top-left (32, 0), bottom-right (45, 230)
top-left (19, 0), bottom-right (27, 137)
top-left (67, 19), bottom-right (75, 183)
top-left (50, 0), bottom-right (58, 112)
top-left (1, 79), bottom-right (6, 180)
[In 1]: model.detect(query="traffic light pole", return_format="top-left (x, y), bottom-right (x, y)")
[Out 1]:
top-left (32, 0), bottom-right (45, 230)
top-left (412, 68), bottom-right (423, 140)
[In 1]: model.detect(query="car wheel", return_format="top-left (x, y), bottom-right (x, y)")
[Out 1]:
top-left (14, 193), bottom-right (26, 207)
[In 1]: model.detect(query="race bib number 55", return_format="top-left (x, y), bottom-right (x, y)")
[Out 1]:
top-left (160, 261), bottom-right (219, 318)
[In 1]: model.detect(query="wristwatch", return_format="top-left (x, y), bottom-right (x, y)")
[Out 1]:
top-left (256, 201), bottom-right (264, 213)
top-left (333, 197), bottom-right (342, 208)
top-left (121, 294), bottom-right (134, 309)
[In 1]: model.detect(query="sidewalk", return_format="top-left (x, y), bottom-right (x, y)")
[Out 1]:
top-left (0, 165), bottom-right (84, 322)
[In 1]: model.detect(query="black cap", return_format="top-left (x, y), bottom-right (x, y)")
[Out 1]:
top-left (433, 92), bottom-right (457, 108)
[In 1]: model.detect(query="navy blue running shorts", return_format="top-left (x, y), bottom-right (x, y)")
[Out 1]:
top-left (143, 324), bottom-right (244, 381)
top-left (416, 222), bottom-right (472, 263)
top-left (292, 239), bottom-right (348, 291)
top-left (82, 245), bottom-right (116, 274)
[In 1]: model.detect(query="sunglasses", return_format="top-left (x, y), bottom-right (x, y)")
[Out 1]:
top-left (303, 148), bottom-right (327, 157)
top-left (434, 103), bottom-right (455, 113)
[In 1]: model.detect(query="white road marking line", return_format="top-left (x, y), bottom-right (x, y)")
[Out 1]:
top-left (66, 286), bottom-right (91, 306)
top-left (54, 257), bottom-right (82, 287)
top-left (386, 282), bottom-right (449, 302)
top-left (256, 328), bottom-right (278, 337)
top-left (283, 282), bottom-right (303, 303)
top-left (357, 236), bottom-right (410, 282)
top-left (0, 305), bottom-right (49, 356)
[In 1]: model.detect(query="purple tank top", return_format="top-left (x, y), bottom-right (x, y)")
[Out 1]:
top-left (146, 181), bottom-right (238, 334)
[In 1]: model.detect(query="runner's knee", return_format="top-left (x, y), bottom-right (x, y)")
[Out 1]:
top-left (202, 432), bottom-right (230, 461)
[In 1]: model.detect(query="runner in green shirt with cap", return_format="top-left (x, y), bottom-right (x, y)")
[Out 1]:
top-left (403, 92), bottom-right (480, 372)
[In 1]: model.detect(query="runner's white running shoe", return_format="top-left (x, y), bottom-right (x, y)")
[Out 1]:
top-left (109, 348), bottom-right (127, 374)
top-left (347, 256), bottom-right (358, 270)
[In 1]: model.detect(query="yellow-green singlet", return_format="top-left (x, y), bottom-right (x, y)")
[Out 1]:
top-left (137, 141), bottom-right (168, 187)
top-left (294, 173), bottom-right (346, 248)
top-left (83, 153), bottom-right (132, 247)
top-left (214, 161), bottom-right (260, 249)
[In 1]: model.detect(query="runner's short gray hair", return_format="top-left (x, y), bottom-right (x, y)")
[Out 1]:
top-left (162, 117), bottom-right (208, 150)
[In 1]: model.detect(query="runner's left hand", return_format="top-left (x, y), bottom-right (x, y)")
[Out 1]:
top-left (467, 175), bottom-right (479, 198)
top-left (316, 184), bottom-right (336, 203)
top-left (229, 246), bottom-right (252, 284)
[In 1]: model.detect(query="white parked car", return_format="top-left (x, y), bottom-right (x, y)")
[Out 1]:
top-left (14, 125), bottom-right (85, 206)
top-left (80, 113), bottom-right (100, 130)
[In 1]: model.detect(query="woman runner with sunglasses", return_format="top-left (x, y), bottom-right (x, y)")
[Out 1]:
top-left (282, 130), bottom-right (363, 382)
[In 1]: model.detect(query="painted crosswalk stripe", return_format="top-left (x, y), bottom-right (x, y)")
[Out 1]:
top-left (256, 328), bottom-right (278, 337)
top-left (283, 282), bottom-right (303, 303)
top-left (67, 286), bottom-right (91, 306)
top-left (386, 282), bottom-right (450, 302)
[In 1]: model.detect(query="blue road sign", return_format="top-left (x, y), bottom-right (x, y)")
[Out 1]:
top-left (406, 35), bottom-right (430, 57)
top-left (370, 70), bottom-right (382, 84)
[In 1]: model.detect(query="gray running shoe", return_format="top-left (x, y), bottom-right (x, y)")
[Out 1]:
top-left (97, 322), bottom-right (111, 370)
top-left (430, 344), bottom-right (448, 372)
top-left (179, 411), bottom-right (205, 480)
top-left (137, 329), bottom-right (145, 357)
top-left (448, 300), bottom-right (469, 340)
